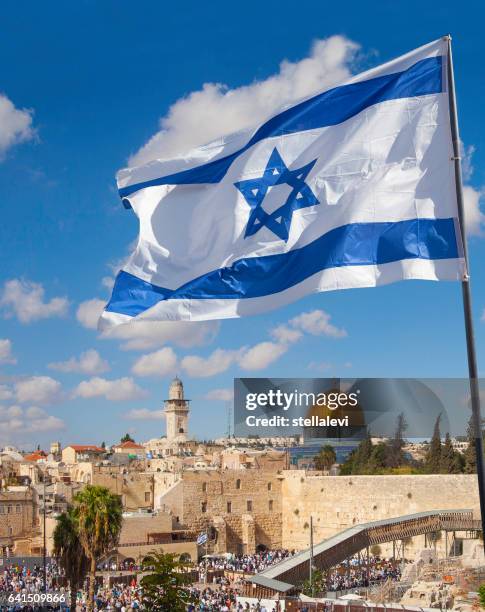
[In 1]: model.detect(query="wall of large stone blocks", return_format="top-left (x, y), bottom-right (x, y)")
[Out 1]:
top-left (159, 470), bottom-right (283, 553)
top-left (281, 472), bottom-right (480, 554)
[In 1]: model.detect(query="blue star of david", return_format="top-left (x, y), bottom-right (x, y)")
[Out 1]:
top-left (234, 148), bottom-right (319, 242)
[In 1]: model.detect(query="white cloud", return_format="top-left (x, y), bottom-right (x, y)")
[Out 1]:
top-left (123, 408), bottom-right (165, 420)
top-left (238, 341), bottom-right (288, 371)
top-left (308, 361), bottom-right (332, 372)
top-left (270, 325), bottom-right (302, 344)
top-left (0, 405), bottom-right (23, 419)
top-left (290, 309), bottom-right (347, 338)
top-left (15, 376), bottom-right (63, 405)
top-left (73, 376), bottom-right (147, 401)
top-left (181, 348), bottom-right (242, 378)
top-left (105, 319), bottom-right (219, 351)
top-left (29, 415), bottom-right (65, 432)
top-left (0, 385), bottom-right (13, 401)
top-left (204, 388), bottom-right (234, 401)
top-left (76, 298), bottom-right (105, 330)
top-left (0, 279), bottom-right (68, 324)
top-left (463, 185), bottom-right (485, 237)
top-left (176, 309), bottom-right (345, 377)
top-left (101, 276), bottom-right (115, 291)
top-left (129, 36), bottom-right (359, 166)
top-left (0, 339), bottom-right (16, 364)
top-left (48, 349), bottom-right (110, 375)
top-left (25, 406), bottom-right (46, 419)
top-left (131, 347), bottom-right (178, 377)
top-left (0, 94), bottom-right (35, 160)
top-left (0, 404), bottom-right (64, 435)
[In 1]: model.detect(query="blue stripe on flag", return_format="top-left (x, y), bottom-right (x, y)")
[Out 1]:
top-left (106, 217), bottom-right (458, 317)
top-left (119, 56), bottom-right (443, 197)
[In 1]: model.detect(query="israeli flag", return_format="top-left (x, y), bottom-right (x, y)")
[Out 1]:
top-left (100, 38), bottom-right (465, 328)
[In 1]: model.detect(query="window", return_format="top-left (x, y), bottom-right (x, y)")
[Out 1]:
top-left (16, 505), bottom-right (21, 514)
top-left (236, 479), bottom-right (241, 490)
top-left (269, 500), bottom-right (274, 511)
top-left (0, 506), bottom-right (4, 515)
top-left (202, 482), bottom-right (207, 492)
top-left (7, 506), bottom-right (12, 514)
top-left (247, 500), bottom-right (253, 512)
top-left (201, 502), bottom-right (207, 513)
top-left (227, 501), bottom-right (232, 513)
top-left (144, 492), bottom-right (151, 503)
top-left (267, 482), bottom-right (272, 491)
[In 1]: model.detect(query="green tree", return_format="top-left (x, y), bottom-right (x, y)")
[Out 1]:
top-left (354, 430), bottom-right (374, 473)
top-left (387, 413), bottom-right (408, 468)
top-left (139, 552), bottom-right (196, 611)
top-left (440, 432), bottom-right (463, 474)
top-left (339, 449), bottom-right (356, 475)
top-left (74, 485), bottom-right (123, 611)
top-left (425, 414), bottom-right (442, 473)
top-left (368, 442), bottom-right (388, 472)
top-left (314, 444), bottom-right (337, 471)
top-left (300, 568), bottom-right (326, 597)
top-left (121, 433), bottom-right (135, 443)
top-left (478, 583), bottom-right (485, 608)
top-left (53, 508), bottom-right (89, 611)
top-left (463, 415), bottom-right (477, 474)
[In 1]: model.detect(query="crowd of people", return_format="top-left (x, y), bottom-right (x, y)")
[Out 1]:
top-left (199, 550), bottom-right (296, 575)
top-left (187, 586), bottom-right (238, 611)
top-left (0, 551), bottom-right (404, 610)
top-left (326, 557), bottom-right (402, 592)
top-left (0, 561), bottom-right (65, 595)
top-left (76, 583), bottom-right (143, 611)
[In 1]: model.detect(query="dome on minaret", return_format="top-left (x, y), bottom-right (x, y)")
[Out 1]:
top-left (168, 376), bottom-right (184, 400)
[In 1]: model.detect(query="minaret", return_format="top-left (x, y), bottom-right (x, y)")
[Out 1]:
top-left (164, 376), bottom-right (190, 442)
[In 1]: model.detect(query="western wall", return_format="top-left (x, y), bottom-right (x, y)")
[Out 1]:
top-left (159, 471), bottom-right (481, 557)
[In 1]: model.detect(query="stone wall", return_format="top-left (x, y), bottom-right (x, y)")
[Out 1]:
top-left (152, 471), bottom-right (482, 557)
top-left (159, 470), bottom-right (283, 554)
top-left (281, 472), bottom-right (480, 554)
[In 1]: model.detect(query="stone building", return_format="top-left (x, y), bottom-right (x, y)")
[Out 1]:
top-left (0, 488), bottom-right (36, 555)
top-left (61, 444), bottom-right (105, 464)
top-left (113, 511), bottom-right (197, 563)
top-left (91, 468), bottom-right (154, 512)
top-left (158, 470), bottom-right (283, 555)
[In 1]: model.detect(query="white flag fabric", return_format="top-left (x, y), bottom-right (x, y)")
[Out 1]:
top-left (100, 37), bottom-right (465, 329)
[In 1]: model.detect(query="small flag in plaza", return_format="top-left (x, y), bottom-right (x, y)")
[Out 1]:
top-left (100, 37), bottom-right (465, 329)
top-left (197, 532), bottom-right (208, 546)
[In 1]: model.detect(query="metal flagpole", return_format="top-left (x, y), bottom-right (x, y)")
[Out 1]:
top-left (43, 476), bottom-right (47, 592)
top-left (309, 515), bottom-right (314, 597)
top-left (446, 34), bottom-right (485, 545)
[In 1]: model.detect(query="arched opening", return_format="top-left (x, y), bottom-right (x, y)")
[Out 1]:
top-left (179, 552), bottom-right (191, 563)
top-left (256, 544), bottom-right (268, 553)
top-left (121, 557), bottom-right (136, 571)
top-left (179, 428), bottom-right (184, 433)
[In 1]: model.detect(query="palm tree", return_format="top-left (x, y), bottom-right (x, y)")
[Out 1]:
top-left (314, 444), bottom-right (337, 471)
top-left (53, 509), bottom-right (89, 611)
top-left (74, 485), bottom-right (123, 611)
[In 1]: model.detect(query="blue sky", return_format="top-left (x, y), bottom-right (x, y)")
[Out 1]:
top-left (0, 0), bottom-right (484, 450)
